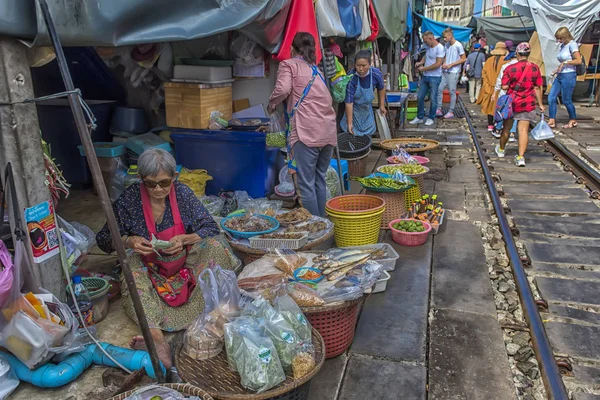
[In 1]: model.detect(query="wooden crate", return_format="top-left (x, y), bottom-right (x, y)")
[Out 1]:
top-left (164, 82), bottom-right (232, 129)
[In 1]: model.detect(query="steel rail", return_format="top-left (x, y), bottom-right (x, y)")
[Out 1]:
top-left (544, 138), bottom-right (600, 199)
top-left (458, 97), bottom-right (568, 400)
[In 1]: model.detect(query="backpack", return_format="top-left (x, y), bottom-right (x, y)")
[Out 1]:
top-left (576, 54), bottom-right (587, 76)
top-left (494, 63), bottom-right (532, 123)
top-left (331, 74), bottom-right (353, 103)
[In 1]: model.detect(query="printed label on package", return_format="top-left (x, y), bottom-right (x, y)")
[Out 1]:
top-left (24, 201), bottom-right (60, 262)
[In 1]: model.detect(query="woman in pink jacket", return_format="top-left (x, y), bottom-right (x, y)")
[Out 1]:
top-left (268, 32), bottom-right (337, 217)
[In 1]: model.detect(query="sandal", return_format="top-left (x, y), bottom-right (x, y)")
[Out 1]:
top-left (547, 119), bottom-right (556, 128)
top-left (562, 121), bottom-right (578, 129)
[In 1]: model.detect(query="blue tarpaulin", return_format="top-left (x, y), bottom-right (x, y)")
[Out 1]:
top-left (337, 0), bottom-right (363, 37)
top-left (417, 14), bottom-right (472, 42)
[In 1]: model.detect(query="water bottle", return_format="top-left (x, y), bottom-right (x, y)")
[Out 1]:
top-left (69, 276), bottom-right (94, 333)
top-left (124, 165), bottom-right (141, 188)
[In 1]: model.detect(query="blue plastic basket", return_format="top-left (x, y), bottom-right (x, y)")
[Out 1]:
top-left (220, 214), bottom-right (280, 239)
top-left (77, 142), bottom-right (125, 158)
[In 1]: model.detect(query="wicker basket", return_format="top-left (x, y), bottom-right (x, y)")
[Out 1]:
top-left (345, 149), bottom-right (372, 177)
top-left (303, 297), bottom-right (363, 359)
top-left (325, 195), bottom-right (386, 247)
top-left (176, 329), bottom-right (325, 400)
top-left (365, 190), bottom-right (407, 229)
top-left (338, 133), bottom-right (372, 158)
top-left (404, 176), bottom-right (425, 209)
top-left (325, 195), bottom-right (385, 215)
top-left (109, 383), bottom-right (214, 400)
top-left (379, 138), bottom-right (439, 153)
top-left (389, 219), bottom-right (432, 246)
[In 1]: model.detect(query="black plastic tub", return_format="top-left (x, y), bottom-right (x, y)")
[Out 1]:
top-left (337, 133), bottom-right (372, 159)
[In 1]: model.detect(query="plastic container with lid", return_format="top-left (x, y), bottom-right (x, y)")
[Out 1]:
top-left (124, 165), bottom-right (141, 188)
top-left (126, 132), bottom-right (172, 156)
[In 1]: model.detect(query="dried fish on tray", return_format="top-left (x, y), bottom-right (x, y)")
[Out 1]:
top-left (276, 208), bottom-right (312, 225)
top-left (285, 221), bottom-right (327, 234)
top-left (224, 214), bottom-right (275, 232)
top-left (312, 247), bottom-right (387, 281)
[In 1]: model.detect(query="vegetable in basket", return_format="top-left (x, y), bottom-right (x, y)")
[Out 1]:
top-left (379, 164), bottom-right (426, 175)
top-left (273, 294), bottom-right (312, 345)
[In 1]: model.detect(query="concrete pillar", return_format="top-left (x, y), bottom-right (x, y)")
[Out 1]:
top-left (0, 38), bottom-right (65, 298)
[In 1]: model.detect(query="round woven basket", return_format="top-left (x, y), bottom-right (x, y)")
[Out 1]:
top-left (325, 195), bottom-right (385, 215)
top-left (365, 190), bottom-right (407, 229)
top-left (337, 133), bottom-right (372, 158)
top-left (404, 176), bottom-right (425, 209)
top-left (389, 219), bottom-right (432, 246)
top-left (344, 149), bottom-right (371, 177)
top-left (176, 329), bottom-right (325, 400)
top-left (303, 297), bottom-right (363, 359)
top-left (109, 383), bottom-right (214, 400)
top-left (380, 138), bottom-right (439, 153)
top-left (327, 209), bottom-right (384, 247)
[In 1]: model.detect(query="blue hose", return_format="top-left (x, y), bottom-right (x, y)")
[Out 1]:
top-left (1, 342), bottom-right (165, 388)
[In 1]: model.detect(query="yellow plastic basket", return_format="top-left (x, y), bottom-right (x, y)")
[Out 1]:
top-left (326, 208), bottom-right (385, 247)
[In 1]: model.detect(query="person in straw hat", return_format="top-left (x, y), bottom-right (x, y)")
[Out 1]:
top-left (476, 42), bottom-right (509, 132)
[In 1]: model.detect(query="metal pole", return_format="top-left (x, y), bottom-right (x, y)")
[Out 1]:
top-left (37, 0), bottom-right (165, 383)
top-left (315, 2), bottom-right (345, 195)
top-left (460, 97), bottom-right (568, 399)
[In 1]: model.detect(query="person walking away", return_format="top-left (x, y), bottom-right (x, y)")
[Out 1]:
top-left (341, 50), bottom-right (387, 136)
top-left (504, 40), bottom-right (515, 61)
top-left (491, 50), bottom-right (518, 139)
top-left (410, 31), bottom-right (445, 126)
top-left (465, 43), bottom-right (485, 103)
top-left (495, 42), bottom-right (545, 167)
top-left (476, 42), bottom-right (508, 132)
top-left (268, 32), bottom-right (337, 217)
top-left (436, 28), bottom-right (466, 119)
top-left (548, 26), bottom-right (582, 129)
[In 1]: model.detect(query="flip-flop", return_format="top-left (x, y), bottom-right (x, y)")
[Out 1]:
top-left (562, 121), bottom-right (578, 129)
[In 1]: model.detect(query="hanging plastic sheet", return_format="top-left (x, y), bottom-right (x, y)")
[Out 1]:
top-left (357, 0), bottom-right (372, 41)
top-left (476, 16), bottom-right (535, 47)
top-left (366, 0), bottom-right (380, 42)
top-left (371, 0), bottom-right (409, 41)
top-left (273, 0), bottom-right (322, 63)
top-left (337, 0), bottom-right (364, 38)
top-left (500, 0), bottom-right (600, 79)
top-left (0, 0), bottom-right (291, 51)
top-left (417, 14), bottom-right (473, 43)
top-left (316, 0), bottom-right (348, 38)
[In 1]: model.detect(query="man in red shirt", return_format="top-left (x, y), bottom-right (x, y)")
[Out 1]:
top-left (495, 42), bottom-right (545, 167)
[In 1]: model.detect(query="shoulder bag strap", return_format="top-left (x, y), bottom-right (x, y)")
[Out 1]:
top-left (511, 62), bottom-right (532, 96)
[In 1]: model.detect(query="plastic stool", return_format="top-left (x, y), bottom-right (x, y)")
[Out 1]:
top-left (330, 159), bottom-right (350, 191)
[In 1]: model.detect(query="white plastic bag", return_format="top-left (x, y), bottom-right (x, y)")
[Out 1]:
top-left (0, 354), bottom-right (19, 399)
top-left (530, 115), bottom-right (555, 141)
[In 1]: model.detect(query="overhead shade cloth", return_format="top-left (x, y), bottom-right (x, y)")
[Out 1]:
top-left (0, 0), bottom-right (291, 50)
top-left (500, 0), bottom-right (600, 79)
top-left (372, 0), bottom-right (409, 41)
top-left (476, 16), bottom-right (535, 47)
top-left (316, 0), bottom-right (348, 37)
top-left (273, 0), bottom-right (322, 63)
top-left (416, 14), bottom-right (473, 43)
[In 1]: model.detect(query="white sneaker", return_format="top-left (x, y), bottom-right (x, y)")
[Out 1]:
top-left (495, 145), bottom-right (506, 158)
top-left (509, 133), bottom-right (517, 142)
top-left (409, 117), bottom-right (424, 125)
top-left (425, 118), bottom-right (435, 126)
top-left (491, 130), bottom-right (501, 139)
top-left (515, 156), bottom-right (526, 167)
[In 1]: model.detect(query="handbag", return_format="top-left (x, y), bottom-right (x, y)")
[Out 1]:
top-left (576, 54), bottom-right (587, 76)
top-left (494, 63), bottom-right (531, 123)
top-left (466, 52), bottom-right (481, 78)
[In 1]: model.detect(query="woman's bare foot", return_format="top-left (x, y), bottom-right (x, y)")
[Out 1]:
top-left (130, 334), bottom-right (173, 369)
top-left (548, 118), bottom-right (556, 128)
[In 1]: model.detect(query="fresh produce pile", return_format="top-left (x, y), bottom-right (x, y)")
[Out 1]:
top-left (392, 220), bottom-right (426, 232)
top-left (352, 176), bottom-right (412, 190)
top-left (379, 164), bottom-right (426, 175)
top-left (276, 208), bottom-right (312, 224)
top-left (224, 214), bottom-right (275, 232)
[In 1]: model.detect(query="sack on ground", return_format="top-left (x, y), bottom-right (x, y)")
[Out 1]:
top-left (530, 118), bottom-right (555, 141)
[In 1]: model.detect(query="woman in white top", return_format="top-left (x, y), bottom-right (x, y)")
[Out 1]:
top-left (548, 27), bottom-right (582, 129)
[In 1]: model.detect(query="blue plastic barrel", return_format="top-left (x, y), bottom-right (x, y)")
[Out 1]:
top-left (171, 130), bottom-right (278, 198)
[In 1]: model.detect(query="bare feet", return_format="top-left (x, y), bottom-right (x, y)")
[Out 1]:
top-left (130, 335), bottom-right (173, 369)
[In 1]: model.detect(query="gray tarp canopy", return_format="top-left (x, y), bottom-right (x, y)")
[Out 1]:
top-left (372, 0), bottom-right (409, 41)
top-left (0, 0), bottom-right (291, 51)
top-left (471, 16), bottom-right (535, 45)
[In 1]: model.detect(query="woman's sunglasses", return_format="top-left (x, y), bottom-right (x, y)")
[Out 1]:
top-left (143, 179), bottom-right (173, 189)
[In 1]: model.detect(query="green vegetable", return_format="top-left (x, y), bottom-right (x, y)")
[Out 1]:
top-left (380, 164), bottom-right (426, 176)
top-left (150, 397), bottom-right (163, 400)
top-left (266, 132), bottom-right (287, 148)
top-left (352, 176), bottom-right (410, 190)
top-left (273, 294), bottom-right (312, 345)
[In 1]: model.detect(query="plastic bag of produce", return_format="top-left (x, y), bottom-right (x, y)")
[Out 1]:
top-left (530, 116), bottom-right (555, 141)
top-left (273, 294), bottom-right (312, 345)
top-left (237, 198), bottom-right (282, 218)
top-left (272, 249), bottom-right (307, 277)
top-left (325, 166), bottom-right (341, 199)
top-left (200, 196), bottom-right (225, 216)
top-left (198, 265), bottom-right (241, 319)
top-left (224, 317), bottom-right (286, 392)
top-left (178, 168), bottom-right (213, 198)
top-left (392, 145), bottom-right (417, 164)
top-left (209, 111), bottom-right (229, 130)
top-left (266, 113), bottom-right (286, 148)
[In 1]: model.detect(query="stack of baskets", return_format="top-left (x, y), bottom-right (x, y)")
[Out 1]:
top-left (338, 133), bottom-right (372, 177)
top-left (376, 164), bottom-right (430, 210)
top-left (325, 195), bottom-right (385, 247)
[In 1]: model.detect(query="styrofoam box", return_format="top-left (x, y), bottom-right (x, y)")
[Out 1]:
top-left (343, 243), bottom-right (399, 271)
top-left (372, 271), bottom-right (391, 293)
top-left (173, 65), bottom-right (232, 82)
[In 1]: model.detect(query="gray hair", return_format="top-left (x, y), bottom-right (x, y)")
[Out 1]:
top-left (137, 148), bottom-right (177, 178)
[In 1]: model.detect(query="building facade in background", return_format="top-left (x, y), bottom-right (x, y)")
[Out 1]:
top-left (425, 0), bottom-right (462, 23)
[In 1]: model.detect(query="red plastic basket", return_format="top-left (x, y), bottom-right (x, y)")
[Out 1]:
top-left (304, 300), bottom-right (361, 358)
top-left (386, 155), bottom-right (430, 165)
top-left (389, 218), bottom-right (432, 246)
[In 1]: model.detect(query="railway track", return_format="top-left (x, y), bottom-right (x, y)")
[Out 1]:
top-left (458, 97), bottom-right (600, 400)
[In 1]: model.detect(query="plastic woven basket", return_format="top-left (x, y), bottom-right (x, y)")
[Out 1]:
top-left (380, 138), bottom-right (439, 153)
top-left (326, 208), bottom-right (385, 247)
top-left (248, 233), bottom-right (309, 250)
top-left (220, 214), bottom-right (280, 239)
top-left (338, 133), bottom-right (372, 158)
top-left (389, 218), bottom-right (432, 246)
top-left (325, 195), bottom-right (385, 215)
top-left (365, 190), bottom-right (407, 229)
top-left (109, 383), bottom-right (213, 400)
top-left (67, 277), bottom-right (110, 300)
top-left (404, 176), bottom-right (425, 209)
top-left (386, 155), bottom-right (430, 165)
top-left (304, 298), bottom-right (362, 358)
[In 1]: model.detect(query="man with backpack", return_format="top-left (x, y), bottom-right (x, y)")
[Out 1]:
top-left (464, 44), bottom-right (485, 103)
top-left (494, 42), bottom-right (545, 167)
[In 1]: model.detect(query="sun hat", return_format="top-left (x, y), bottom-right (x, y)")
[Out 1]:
top-left (490, 42), bottom-right (508, 56)
top-left (516, 42), bottom-right (531, 54)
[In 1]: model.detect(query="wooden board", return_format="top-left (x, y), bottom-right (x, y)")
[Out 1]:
top-left (164, 82), bottom-right (232, 129)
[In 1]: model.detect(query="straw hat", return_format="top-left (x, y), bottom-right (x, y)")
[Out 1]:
top-left (490, 42), bottom-right (508, 56)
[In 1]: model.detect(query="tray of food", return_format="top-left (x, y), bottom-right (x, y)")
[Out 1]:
top-left (276, 208), bottom-right (313, 226)
top-left (248, 232), bottom-right (309, 250)
top-left (228, 117), bottom-right (270, 131)
top-left (221, 213), bottom-right (280, 239)
top-left (285, 219), bottom-right (332, 240)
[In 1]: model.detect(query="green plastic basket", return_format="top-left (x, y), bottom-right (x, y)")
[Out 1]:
top-left (67, 277), bottom-right (110, 300)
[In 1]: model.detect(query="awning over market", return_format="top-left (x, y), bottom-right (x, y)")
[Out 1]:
top-left (0, 0), bottom-right (291, 52)
top-left (500, 0), bottom-right (600, 78)
top-left (415, 14), bottom-right (473, 43)
top-left (474, 16), bottom-right (535, 45)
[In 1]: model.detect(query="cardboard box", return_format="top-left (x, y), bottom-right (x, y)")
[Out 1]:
top-left (232, 98), bottom-right (250, 113)
top-left (164, 82), bottom-right (232, 129)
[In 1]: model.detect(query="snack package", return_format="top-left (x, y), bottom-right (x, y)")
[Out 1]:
top-left (392, 145), bottom-right (418, 164)
top-left (286, 282), bottom-right (325, 307)
top-left (200, 196), bottom-right (226, 216)
top-left (209, 111), bottom-right (229, 130)
top-left (224, 317), bottom-right (286, 392)
top-left (272, 250), bottom-right (307, 277)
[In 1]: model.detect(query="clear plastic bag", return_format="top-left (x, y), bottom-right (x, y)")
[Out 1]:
top-left (57, 217), bottom-right (95, 253)
top-left (325, 166), bottom-right (341, 199)
top-left (266, 113), bottom-right (286, 148)
top-left (273, 294), bottom-right (312, 345)
top-left (123, 384), bottom-right (187, 400)
top-left (237, 198), bottom-right (282, 218)
top-left (198, 265), bottom-right (241, 319)
top-left (391, 146), bottom-right (417, 164)
top-left (320, 261), bottom-right (383, 303)
top-left (0, 354), bottom-right (19, 399)
top-left (209, 111), bottom-right (229, 130)
top-left (272, 249), bottom-right (307, 277)
top-left (530, 116), bottom-right (555, 141)
top-left (275, 166), bottom-right (295, 196)
top-left (200, 196), bottom-right (225, 217)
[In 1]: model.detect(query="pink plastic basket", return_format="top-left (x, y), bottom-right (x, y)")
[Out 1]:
top-left (386, 155), bottom-right (430, 165)
top-left (389, 218), bottom-right (432, 246)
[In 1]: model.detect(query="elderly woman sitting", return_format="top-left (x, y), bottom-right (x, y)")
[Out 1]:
top-left (96, 148), bottom-right (237, 369)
